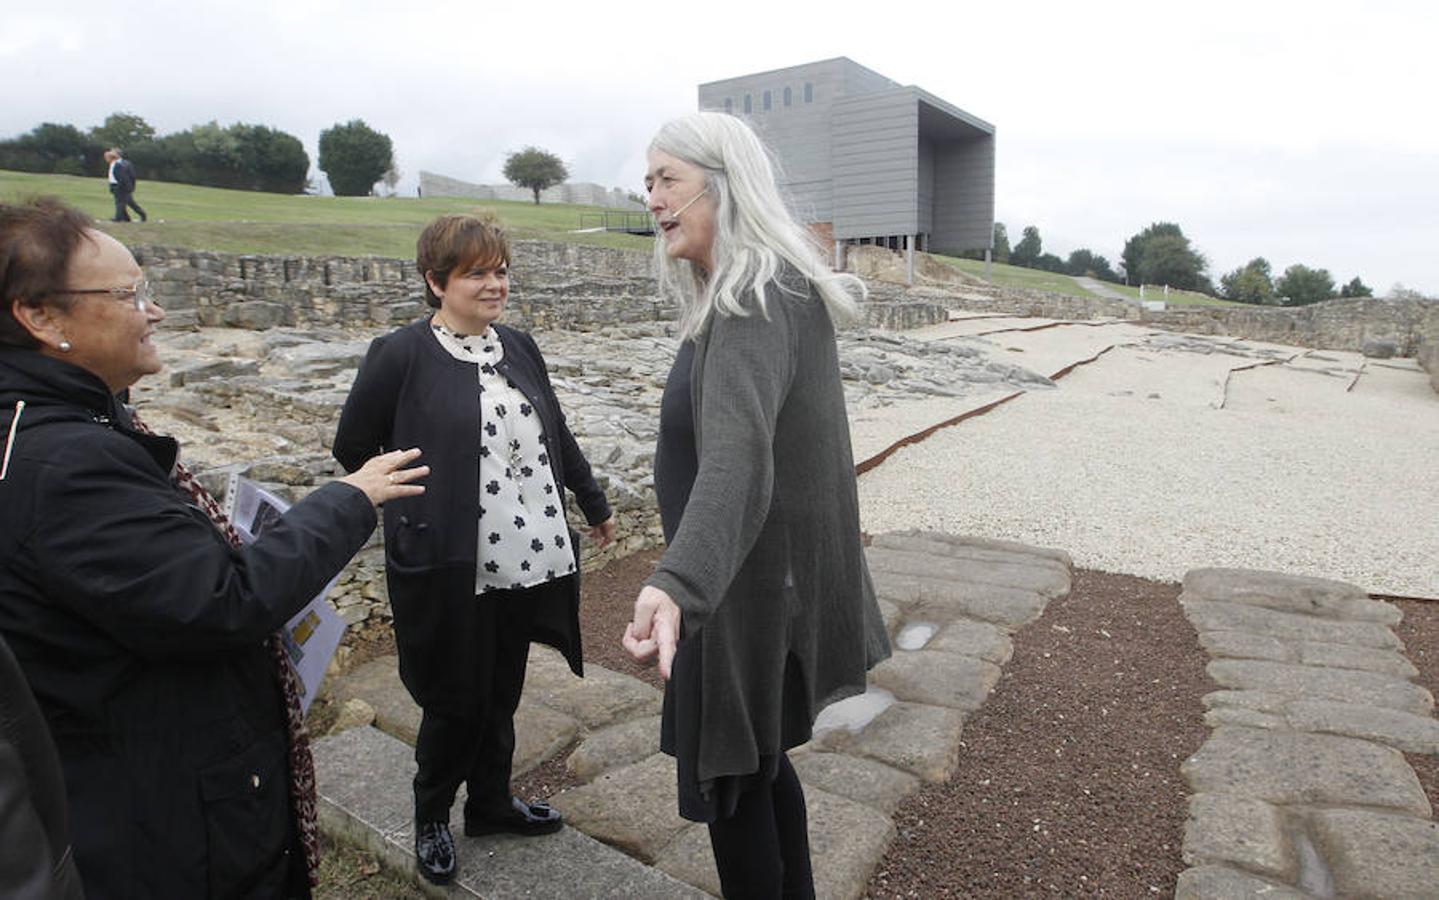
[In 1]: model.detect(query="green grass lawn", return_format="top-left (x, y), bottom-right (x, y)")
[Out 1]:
top-left (0, 170), bottom-right (652, 257)
top-left (935, 253), bottom-right (1238, 308)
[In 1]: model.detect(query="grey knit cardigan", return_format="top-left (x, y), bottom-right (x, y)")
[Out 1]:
top-left (646, 275), bottom-right (892, 785)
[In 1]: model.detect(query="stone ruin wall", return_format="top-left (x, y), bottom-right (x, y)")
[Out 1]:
top-left (942, 285), bottom-right (1439, 385)
top-left (128, 243), bottom-right (1436, 630)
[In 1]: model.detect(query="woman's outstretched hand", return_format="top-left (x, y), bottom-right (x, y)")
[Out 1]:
top-left (341, 447), bottom-right (428, 507)
top-left (623, 585), bottom-right (681, 680)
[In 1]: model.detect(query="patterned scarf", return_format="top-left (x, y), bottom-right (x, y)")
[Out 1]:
top-left (128, 411), bottom-right (321, 887)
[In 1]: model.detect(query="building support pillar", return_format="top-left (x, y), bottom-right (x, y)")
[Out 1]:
top-left (985, 247), bottom-right (992, 281)
top-left (906, 234), bottom-right (915, 286)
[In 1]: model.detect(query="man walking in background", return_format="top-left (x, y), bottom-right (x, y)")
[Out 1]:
top-left (104, 148), bottom-right (146, 222)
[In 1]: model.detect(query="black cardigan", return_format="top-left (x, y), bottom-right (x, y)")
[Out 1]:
top-left (333, 319), bottom-right (610, 710)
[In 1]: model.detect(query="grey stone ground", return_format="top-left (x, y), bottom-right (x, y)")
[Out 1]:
top-left (1177, 568), bottom-right (1439, 899)
top-left (314, 531), bottom-right (1071, 898)
top-left (314, 549), bottom-right (1439, 899)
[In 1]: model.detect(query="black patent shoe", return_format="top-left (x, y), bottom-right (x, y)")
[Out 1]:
top-left (464, 796), bottom-right (563, 837)
top-left (414, 821), bottom-right (457, 885)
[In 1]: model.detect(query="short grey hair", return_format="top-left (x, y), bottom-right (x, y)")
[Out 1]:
top-left (648, 113), bottom-right (864, 339)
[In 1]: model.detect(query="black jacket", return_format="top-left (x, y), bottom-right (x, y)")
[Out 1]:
top-left (333, 319), bottom-right (609, 713)
top-left (112, 159), bottom-right (136, 192)
top-left (0, 350), bottom-right (377, 899)
top-left (0, 633), bottom-right (84, 900)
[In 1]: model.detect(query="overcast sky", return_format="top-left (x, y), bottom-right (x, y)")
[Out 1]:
top-left (5, 0), bottom-right (1436, 294)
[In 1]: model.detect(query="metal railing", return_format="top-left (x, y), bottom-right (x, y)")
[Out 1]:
top-left (578, 211), bottom-right (654, 235)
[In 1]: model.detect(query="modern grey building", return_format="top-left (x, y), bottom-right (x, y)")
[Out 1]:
top-left (699, 57), bottom-right (995, 270)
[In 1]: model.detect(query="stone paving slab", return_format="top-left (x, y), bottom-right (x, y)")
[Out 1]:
top-left (1183, 597), bottom-right (1402, 650)
top-left (313, 725), bottom-right (706, 899)
top-left (1181, 793), bottom-right (1295, 882)
top-left (1205, 658), bottom-right (1433, 716)
top-left (1174, 865), bottom-right (1311, 899)
top-left (1182, 568), bottom-right (1400, 624)
top-left (1182, 726), bottom-right (1431, 815)
top-left (314, 530), bottom-right (1070, 896)
top-left (1310, 809), bottom-right (1439, 900)
top-left (1179, 566), bottom-right (1438, 897)
top-left (869, 569), bottom-right (1047, 628)
top-left (866, 545), bottom-right (1071, 598)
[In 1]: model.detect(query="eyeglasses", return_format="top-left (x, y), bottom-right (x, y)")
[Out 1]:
top-left (49, 280), bottom-right (155, 312)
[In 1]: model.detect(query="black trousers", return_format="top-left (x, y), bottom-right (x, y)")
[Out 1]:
top-left (412, 588), bottom-right (535, 823)
top-left (706, 753), bottom-right (816, 899)
top-left (109, 184), bottom-right (146, 222)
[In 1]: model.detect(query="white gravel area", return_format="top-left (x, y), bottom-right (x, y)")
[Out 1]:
top-left (856, 334), bottom-right (1439, 598)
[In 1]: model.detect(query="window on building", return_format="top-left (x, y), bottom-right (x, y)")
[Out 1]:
top-left (744, 94), bottom-right (752, 113)
top-left (783, 86), bottom-right (792, 107)
top-left (763, 90), bottom-right (772, 111)
top-left (804, 82), bottom-right (813, 103)
top-left (724, 98), bottom-right (733, 113)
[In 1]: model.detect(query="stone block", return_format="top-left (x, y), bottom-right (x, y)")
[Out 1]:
top-left (868, 650), bottom-right (1001, 710)
top-left (566, 715), bottom-right (663, 782)
top-left (1295, 641), bottom-right (1418, 679)
top-left (869, 569), bottom-right (1047, 629)
top-left (1181, 568), bottom-right (1398, 624)
top-left (866, 544), bottom-right (1071, 598)
top-left (1206, 659), bottom-right (1432, 716)
top-left (802, 785), bottom-right (897, 900)
top-left (1174, 865), bottom-right (1309, 899)
top-left (1198, 630), bottom-right (1292, 662)
top-left (547, 753), bottom-right (690, 863)
top-left (874, 529), bottom-right (1073, 567)
top-left (1181, 727), bottom-right (1431, 816)
top-left (1181, 793), bottom-right (1295, 881)
top-left (511, 697), bottom-right (582, 776)
top-left (651, 823), bottom-right (721, 897)
top-left (523, 646), bottom-right (662, 729)
top-left (1204, 707), bottom-right (1287, 730)
top-left (1283, 699), bottom-right (1439, 754)
top-left (790, 750), bottom-right (919, 816)
top-left (1310, 808), bottom-right (1439, 900)
top-left (223, 300), bottom-right (287, 330)
top-left (925, 619), bottom-right (1014, 663)
top-left (1183, 600), bottom-right (1400, 650)
top-left (814, 701), bottom-right (965, 783)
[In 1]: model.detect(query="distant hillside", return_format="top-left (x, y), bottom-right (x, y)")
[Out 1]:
top-left (0, 169), bottom-right (652, 257)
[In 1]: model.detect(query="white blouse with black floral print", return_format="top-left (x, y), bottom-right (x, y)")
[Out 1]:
top-left (430, 321), bottom-right (576, 595)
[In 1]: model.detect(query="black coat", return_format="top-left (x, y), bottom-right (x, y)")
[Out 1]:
top-left (0, 633), bottom-right (84, 900)
top-left (0, 350), bottom-right (377, 899)
top-left (333, 319), bottom-right (609, 713)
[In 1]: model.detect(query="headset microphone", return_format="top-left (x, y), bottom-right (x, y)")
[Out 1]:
top-left (665, 189), bottom-right (709, 222)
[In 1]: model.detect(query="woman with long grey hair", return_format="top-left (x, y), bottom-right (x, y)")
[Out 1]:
top-left (623, 112), bottom-right (891, 897)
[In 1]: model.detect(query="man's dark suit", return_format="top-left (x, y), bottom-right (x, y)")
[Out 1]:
top-left (109, 159), bottom-right (146, 222)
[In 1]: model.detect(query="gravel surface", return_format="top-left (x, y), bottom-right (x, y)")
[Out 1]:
top-left (856, 339), bottom-right (1439, 598)
top-left (864, 569), bottom-right (1211, 898)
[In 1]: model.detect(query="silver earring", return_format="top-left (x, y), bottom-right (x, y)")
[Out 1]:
top-left (58, 340), bottom-right (72, 352)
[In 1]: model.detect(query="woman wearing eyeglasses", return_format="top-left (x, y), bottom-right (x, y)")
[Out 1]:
top-left (0, 197), bottom-right (427, 899)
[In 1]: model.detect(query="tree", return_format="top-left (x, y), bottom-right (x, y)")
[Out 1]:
top-left (1135, 234), bottom-right (1210, 291)
top-left (1034, 253), bottom-right (1067, 273)
top-left (1066, 248), bottom-right (1119, 282)
top-left (89, 112), bottom-right (155, 151)
top-left (1121, 222), bottom-right (1182, 284)
top-left (318, 119), bottom-right (394, 197)
top-left (1339, 277), bottom-right (1373, 298)
top-left (0, 123), bottom-right (99, 175)
top-left (1010, 225), bottom-right (1042, 267)
top-left (503, 147), bottom-right (568, 204)
top-left (1121, 222), bottom-right (1208, 291)
top-left (991, 222), bottom-right (1010, 263)
top-left (1275, 264), bottom-right (1335, 306)
top-left (1220, 257), bottom-right (1276, 304)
